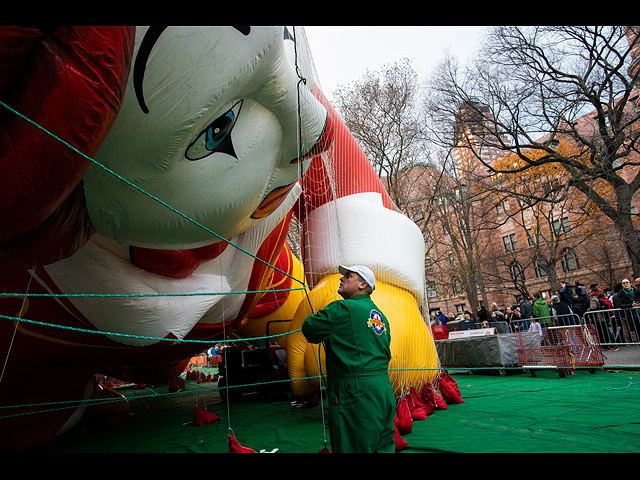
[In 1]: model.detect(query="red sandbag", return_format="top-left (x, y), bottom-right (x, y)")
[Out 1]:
top-left (193, 406), bottom-right (220, 426)
top-left (408, 385), bottom-right (428, 420)
top-left (229, 434), bottom-right (257, 453)
top-left (420, 383), bottom-right (436, 414)
top-left (394, 396), bottom-right (413, 435)
top-left (439, 371), bottom-right (464, 404)
top-left (168, 377), bottom-right (185, 393)
top-left (394, 424), bottom-right (408, 452)
top-left (422, 383), bottom-right (447, 411)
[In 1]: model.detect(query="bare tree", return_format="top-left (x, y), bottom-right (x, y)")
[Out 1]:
top-left (333, 58), bottom-right (432, 216)
top-left (425, 26), bottom-right (640, 276)
top-left (333, 54), bottom-right (492, 312)
top-left (422, 149), bottom-right (496, 313)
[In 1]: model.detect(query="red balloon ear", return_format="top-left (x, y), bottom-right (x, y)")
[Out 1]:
top-left (0, 26), bottom-right (134, 265)
top-left (0, 182), bottom-right (94, 268)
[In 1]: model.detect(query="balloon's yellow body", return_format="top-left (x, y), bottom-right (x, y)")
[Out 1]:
top-left (286, 273), bottom-right (439, 398)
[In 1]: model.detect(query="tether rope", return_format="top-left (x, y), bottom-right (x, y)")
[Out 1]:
top-left (604, 381), bottom-right (640, 391)
top-left (0, 313), bottom-right (300, 345)
top-left (0, 273), bottom-right (32, 385)
top-left (292, 25), bottom-right (328, 450)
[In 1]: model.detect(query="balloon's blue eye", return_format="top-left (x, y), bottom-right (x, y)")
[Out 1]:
top-left (186, 100), bottom-right (242, 160)
top-left (206, 110), bottom-right (235, 150)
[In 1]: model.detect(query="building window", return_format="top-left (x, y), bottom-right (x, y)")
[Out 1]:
top-left (502, 233), bottom-right (518, 252)
top-left (425, 254), bottom-right (434, 272)
top-left (561, 249), bottom-right (580, 272)
top-left (426, 282), bottom-right (437, 298)
top-left (552, 216), bottom-right (571, 238)
top-left (510, 262), bottom-right (525, 283)
top-left (534, 256), bottom-right (549, 278)
top-left (526, 227), bottom-right (542, 246)
top-left (496, 200), bottom-right (510, 216)
top-left (452, 279), bottom-right (463, 295)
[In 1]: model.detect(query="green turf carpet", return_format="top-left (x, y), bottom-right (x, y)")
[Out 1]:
top-left (30, 368), bottom-right (640, 453)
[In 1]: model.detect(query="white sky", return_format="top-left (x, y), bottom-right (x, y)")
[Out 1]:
top-left (303, 26), bottom-right (489, 102)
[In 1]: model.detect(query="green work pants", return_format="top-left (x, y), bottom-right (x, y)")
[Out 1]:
top-left (327, 374), bottom-right (395, 453)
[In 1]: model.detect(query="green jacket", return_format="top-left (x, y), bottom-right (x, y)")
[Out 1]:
top-left (302, 293), bottom-right (391, 378)
top-left (302, 293), bottom-right (395, 453)
top-left (533, 298), bottom-right (552, 324)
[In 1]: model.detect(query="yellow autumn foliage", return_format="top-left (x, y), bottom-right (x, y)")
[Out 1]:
top-left (488, 141), bottom-right (615, 238)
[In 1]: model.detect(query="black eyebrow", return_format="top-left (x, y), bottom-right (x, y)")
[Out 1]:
top-left (133, 26), bottom-right (167, 114)
top-left (233, 26), bottom-right (250, 35)
top-left (133, 26), bottom-right (251, 115)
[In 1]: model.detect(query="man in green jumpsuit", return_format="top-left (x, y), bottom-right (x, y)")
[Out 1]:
top-left (302, 265), bottom-right (395, 453)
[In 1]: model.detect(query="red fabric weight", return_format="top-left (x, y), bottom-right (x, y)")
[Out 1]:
top-left (394, 424), bottom-right (408, 452)
top-left (408, 385), bottom-right (428, 420)
top-left (193, 406), bottom-right (220, 426)
top-left (422, 382), bottom-right (448, 411)
top-left (394, 395), bottom-right (413, 435)
top-left (439, 371), bottom-right (464, 404)
top-left (228, 434), bottom-right (257, 453)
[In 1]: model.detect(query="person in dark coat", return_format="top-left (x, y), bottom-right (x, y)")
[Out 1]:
top-left (550, 295), bottom-right (575, 326)
top-left (477, 305), bottom-right (488, 323)
top-left (518, 296), bottom-right (533, 330)
top-left (571, 295), bottom-right (586, 319)
top-left (559, 282), bottom-right (574, 305)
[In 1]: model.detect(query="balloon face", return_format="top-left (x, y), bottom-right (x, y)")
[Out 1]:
top-left (85, 26), bottom-right (331, 250)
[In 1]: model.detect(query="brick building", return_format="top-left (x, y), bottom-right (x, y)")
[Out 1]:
top-left (423, 27), bottom-right (640, 320)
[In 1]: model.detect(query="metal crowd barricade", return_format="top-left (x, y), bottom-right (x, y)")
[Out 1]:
top-left (583, 306), bottom-right (640, 347)
top-left (437, 306), bottom-right (639, 375)
top-left (508, 313), bottom-right (580, 334)
top-left (474, 321), bottom-right (510, 333)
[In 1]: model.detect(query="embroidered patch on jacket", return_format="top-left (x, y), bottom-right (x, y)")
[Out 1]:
top-left (367, 309), bottom-right (387, 336)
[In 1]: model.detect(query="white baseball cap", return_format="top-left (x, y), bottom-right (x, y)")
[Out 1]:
top-left (339, 265), bottom-right (376, 290)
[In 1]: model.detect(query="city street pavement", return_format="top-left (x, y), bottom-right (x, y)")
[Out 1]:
top-left (602, 345), bottom-right (640, 367)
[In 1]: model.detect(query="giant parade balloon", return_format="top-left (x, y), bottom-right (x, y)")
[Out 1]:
top-left (0, 26), bottom-right (437, 452)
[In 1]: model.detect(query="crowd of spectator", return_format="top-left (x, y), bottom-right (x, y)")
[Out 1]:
top-left (430, 277), bottom-right (640, 350)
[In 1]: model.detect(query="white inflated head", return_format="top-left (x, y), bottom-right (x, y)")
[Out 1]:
top-left (86, 26), bottom-right (331, 249)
